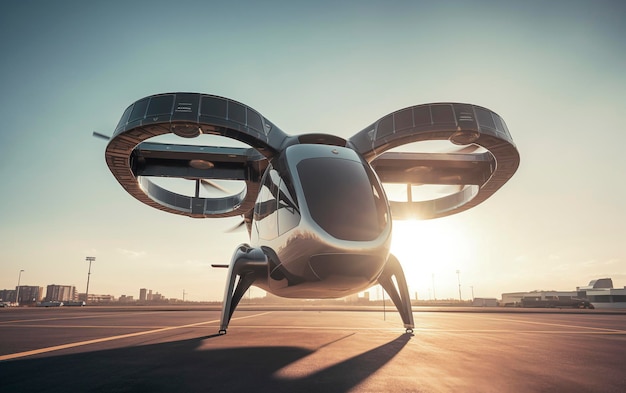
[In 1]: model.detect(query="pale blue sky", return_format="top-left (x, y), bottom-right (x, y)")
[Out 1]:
top-left (1, 1), bottom-right (625, 301)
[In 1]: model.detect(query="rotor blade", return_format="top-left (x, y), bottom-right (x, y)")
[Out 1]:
top-left (436, 184), bottom-right (465, 194)
top-left (225, 220), bottom-right (246, 233)
top-left (92, 131), bottom-right (110, 141)
top-left (200, 179), bottom-right (232, 194)
top-left (449, 144), bottom-right (480, 154)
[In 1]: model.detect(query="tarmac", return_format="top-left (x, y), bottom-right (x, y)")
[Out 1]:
top-left (1, 306), bottom-right (625, 392)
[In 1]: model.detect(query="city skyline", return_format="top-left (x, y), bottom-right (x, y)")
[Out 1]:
top-left (1, 1), bottom-right (625, 301)
top-left (2, 271), bottom-right (619, 304)
top-left (0, 283), bottom-right (170, 304)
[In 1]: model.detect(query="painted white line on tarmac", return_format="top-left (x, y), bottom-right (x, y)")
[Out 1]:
top-left (232, 325), bottom-right (626, 334)
top-left (1, 324), bottom-right (174, 329)
top-left (0, 311), bottom-right (170, 325)
top-left (232, 325), bottom-right (403, 331)
top-left (0, 312), bottom-right (271, 362)
top-left (463, 314), bottom-right (626, 333)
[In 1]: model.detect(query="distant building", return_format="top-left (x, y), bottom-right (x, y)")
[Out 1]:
top-left (119, 295), bottom-right (134, 302)
top-left (472, 298), bottom-right (498, 307)
top-left (138, 288), bottom-right (165, 302)
top-left (577, 278), bottom-right (626, 309)
top-left (501, 290), bottom-right (577, 306)
top-left (45, 285), bottom-right (77, 302)
top-left (578, 278), bottom-right (614, 290)
top-left (502, 278), bottom-right (626, 309)
top-left (0, 289), bottom-right (16, 302)
top-left (78, 293), bottom-right (115, 302)
top-left (16, 286), bottom-right (44, 304)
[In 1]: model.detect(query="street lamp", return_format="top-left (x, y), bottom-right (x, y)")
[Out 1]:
top-left (431, 273), bottom-right (436, 301)
top-left (15, 269), bottom-right (24, 305)
top-left (85, 257), bottom-right (96, 304)
top-left (456, 269), bottom-right (462, 302)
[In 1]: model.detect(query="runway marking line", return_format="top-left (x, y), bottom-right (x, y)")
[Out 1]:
top-left (0, 311), bottom-right (171, 325)
top-left (1, 324), bottom-right (175, 329)
top-left (233, 325), bottom-right (626, 335)
top-left (460, 314), bottom-right (626, 334)
top-left (0, 312), bottom-right (271, 362)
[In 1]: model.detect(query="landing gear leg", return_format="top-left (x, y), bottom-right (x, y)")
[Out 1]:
top-left (218, 245), bottom-right (267, 334)
top-left (377, 253), bottom-right (415, 331)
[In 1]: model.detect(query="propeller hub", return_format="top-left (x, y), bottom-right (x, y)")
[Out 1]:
top-left (189, 159), bottom-right (215, 169)
top-left (172, 124), bottom-right (202, 138)
top-left (449, 130), bottom-right (480, 145)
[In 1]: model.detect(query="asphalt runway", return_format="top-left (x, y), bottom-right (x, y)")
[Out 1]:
top-left (1, 307), bottom-right (625, 392)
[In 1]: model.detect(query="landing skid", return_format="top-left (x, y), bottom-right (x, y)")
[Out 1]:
top-left (377, 254), bottom-right (415, 330)
top-left (217, 244), bottom-right (267, 334)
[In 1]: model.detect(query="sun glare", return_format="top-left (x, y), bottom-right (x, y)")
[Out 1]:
top-left (390, 219), bottom-right (474, 299)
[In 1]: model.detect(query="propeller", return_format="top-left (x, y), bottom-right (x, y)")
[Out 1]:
top-left (404, 183), bottom-right (465, 202)
top-left (436, 144), bottom-right (480, 192)
top-left (445, 144), bottom-right (481, 154)
top-left (187, 178), bottom-right (235, 198)
top-left (403, 144), bottom-right (481, 174)
top-left (189, 178), bottom-right (246, 232)
top-left (92, 131), bottom-right (110, 141)
top-left (226, 219), bottom-right (246, 233)
top-left (402, 144), bottom-right (481, 196)
top-left (200, 179), bottom-right (233, 194)
top-left (437, 184), bottom-right (465, 194)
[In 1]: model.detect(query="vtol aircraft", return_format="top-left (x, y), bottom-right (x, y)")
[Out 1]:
top-left (97, 92), bottom-right (519, 334)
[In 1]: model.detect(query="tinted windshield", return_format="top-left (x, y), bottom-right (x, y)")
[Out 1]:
top-left (297, 157), bottom-right (384, 241)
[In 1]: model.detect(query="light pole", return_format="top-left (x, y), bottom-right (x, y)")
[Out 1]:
top-left (15, 269), bottom-right (24, 305)
top-left (85, 257), bottom-right (96, 304)
top-left (432, 273), bottom-right (436, 301)
top-left (470, 285), bottom-right (475, 301)
top-left (456, 269), bottom-right (462, 302)
top-left (382, 285), bottom-right (386, 321)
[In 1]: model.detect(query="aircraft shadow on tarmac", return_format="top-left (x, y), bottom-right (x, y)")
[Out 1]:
top-left (1, 333), bottom-right (412, 393)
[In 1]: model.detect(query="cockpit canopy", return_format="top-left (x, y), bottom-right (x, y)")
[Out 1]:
top-left (297, 156), bottom-right (388, 241)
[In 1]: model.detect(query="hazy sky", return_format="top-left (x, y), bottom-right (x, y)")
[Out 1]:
top-left (1, 1), bottom-right (624, 302)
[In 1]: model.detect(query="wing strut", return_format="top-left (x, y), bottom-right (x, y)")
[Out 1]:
top-left (378, 254), bottom-right (415, 333)
top-left (218, 244), bottom-right (267, 334)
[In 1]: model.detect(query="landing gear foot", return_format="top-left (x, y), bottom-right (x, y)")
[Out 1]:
top-left (218, 329), bottom-right (227, 335)
top-left (405, 328), bottom-right (414, 334)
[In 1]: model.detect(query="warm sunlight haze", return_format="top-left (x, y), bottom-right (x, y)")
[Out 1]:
top-left (392, 219), bottom-right (475, 300)
top-left (0, 1), bottom-right (624, 303)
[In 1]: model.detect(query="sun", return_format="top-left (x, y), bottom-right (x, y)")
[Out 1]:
top-left (390, 219), bottom-right (474, 299)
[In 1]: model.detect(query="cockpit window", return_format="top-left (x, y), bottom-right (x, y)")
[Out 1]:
top-left (254, 166), bottom-right (279, 239)
top-left (277, 178), bottom-right (300, 234)
top-left (297, 157), bottom-right (385, 241)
